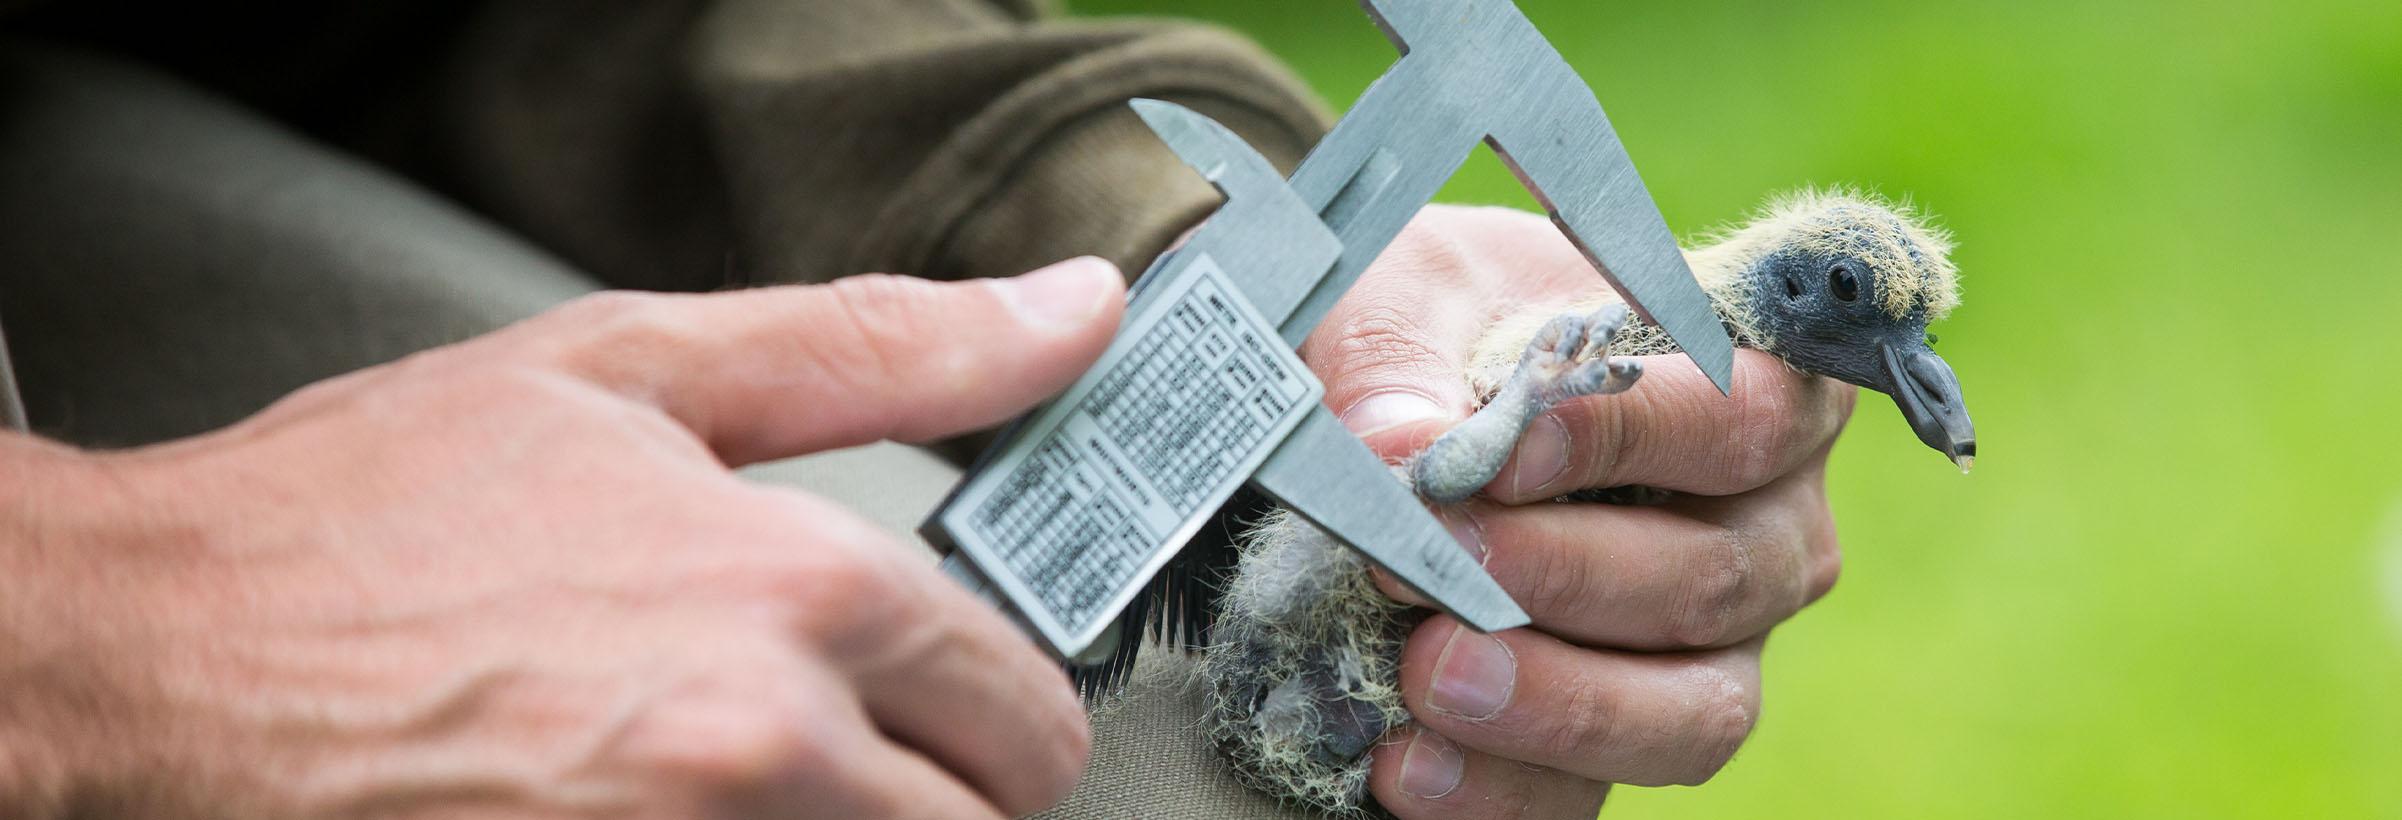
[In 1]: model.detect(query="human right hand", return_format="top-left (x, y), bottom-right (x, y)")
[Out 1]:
top-left (0, 258), bottom-right (1125, 819)
top-left (1300, 207), bottom-right (1851, 819)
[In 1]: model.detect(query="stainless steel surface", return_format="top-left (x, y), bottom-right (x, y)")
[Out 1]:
top-left (928, 254), bottom-right (1326, 656)
top-left (925, 0), bottom-right (1723, 659)
top-left (1281, 0), bottom-right (1733, 391)
top-left (1252, 407), bottom-right (1527, 633)
top-left (1125, 100), bottom-right (1344, 325)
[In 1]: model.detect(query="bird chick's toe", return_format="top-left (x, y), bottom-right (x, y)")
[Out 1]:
top-left (1532, 303), bottom-right (1640, 402)
top-left (1410, 303), bottom-right (1645, 503)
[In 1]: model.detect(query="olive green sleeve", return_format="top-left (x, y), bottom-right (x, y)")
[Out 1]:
top-left (405, 0), bottom-right (1331, 293)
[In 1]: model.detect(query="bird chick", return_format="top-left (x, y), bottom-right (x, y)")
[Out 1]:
top-left (1201, 189), bottom-right (1974, 814)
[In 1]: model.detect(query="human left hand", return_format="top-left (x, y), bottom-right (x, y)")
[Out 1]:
top-left (1299, 205), bottom-right (1854, 819)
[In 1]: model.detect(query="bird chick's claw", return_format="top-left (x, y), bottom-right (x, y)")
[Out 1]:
top-left (1521, 303), bottom-right (1642, 404)
top-left (1554, 357), bottom-right (1644, 404)
top-left (1411, 304), bottom-right (1645, 504)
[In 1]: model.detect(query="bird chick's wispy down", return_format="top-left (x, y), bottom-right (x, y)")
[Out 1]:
top-left (1471, 186), bottom-right (1959, 368)
top-left (1199, 188), bottom-right (1976, 816)
top-left (1694, 187), bottom-right (1960, 325)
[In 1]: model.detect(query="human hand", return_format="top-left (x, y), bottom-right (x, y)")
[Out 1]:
top-left (1298, 206), bottom-right (1853, 818)
top-left (0, 258), bottom-right (1126, 819)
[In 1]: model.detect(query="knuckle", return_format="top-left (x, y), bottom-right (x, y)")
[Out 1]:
top-left (1593, 401), bottom-right (1637, 487)
top-left (252, 366), bottom-right (381, 420)
top-left (1672, 665), bottom-right (1757, 785)
top-left (1061, 711), bottom-right (1095, 774)
top-left (820, 274), bottom-right (975, 395)
top-left (1666, 528), bottom-right (1753, 649)
top-left (436, 364), bottom-right (609, 427)
top-left (709, 720), bottom-right (829, 788)
top-left (557, 289), bottom-right (655, 324)
top-left (1807, 537), bottom-right (1844, 602)
top-left (1728, 401), bottom-right (1798, 491)
top-left (1042, 683), bottom-right (1094, 765)
top-left (1378, 221), bottom-right (1474, 284)
top-left (1025, 720), bottom-right (1092, 811)
top-left (827, 273), bottom-right (937, 335)
top-left (749, 494), bottom-right (937, 657)
top-left (773, 551), bottom-right (910, 647)
top-left (1311, 223), bottom-right (1472, 368)
top-left (815, 276), bottom-right (915, 373)
top-left (1517, 530), bottom-right (1600, 624)
top-left (1725, 369), bottom-right (1848, 491)
top-left (1323, 303), bottom-right (1446, 378)
top-left (1533, 678), bottom-right (1618, 767)
top-left (568, 291), bottom-right (686, 348)
top-left (554, 291), bottom-right (708, 380)
top-left (639, 690), bottom-right (833, 789)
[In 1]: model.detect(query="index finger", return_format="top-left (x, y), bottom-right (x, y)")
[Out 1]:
top-left (1485, 349), bottom-right (1855, 501)
top-left (508, 257), bottom-right (1124, 466)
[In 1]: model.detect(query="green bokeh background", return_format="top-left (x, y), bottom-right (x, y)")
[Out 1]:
top-left (1071, 2), bottom-right (2402, 817)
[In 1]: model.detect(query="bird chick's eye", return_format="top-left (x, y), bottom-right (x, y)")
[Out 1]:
top-left (1829, 265), bottom-right (1861, 302)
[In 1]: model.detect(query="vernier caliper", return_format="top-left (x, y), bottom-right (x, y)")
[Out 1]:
top-left (921, 0), bottom-right (1735, 663)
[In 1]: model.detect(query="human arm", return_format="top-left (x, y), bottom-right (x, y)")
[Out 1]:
top-left (0, 258), bottom-right (1124, 819)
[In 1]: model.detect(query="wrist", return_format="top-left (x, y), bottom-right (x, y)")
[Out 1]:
top-left (0, 435), bottom-right (159, 816)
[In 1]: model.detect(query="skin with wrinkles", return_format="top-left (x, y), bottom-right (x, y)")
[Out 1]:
top-left (1203, 191), bottom-right (1970, 815)
top-left (0, 260), bottom-right (1123, 820)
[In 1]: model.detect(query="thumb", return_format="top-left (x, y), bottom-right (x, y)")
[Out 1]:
top-left (1303, 290), bottom-right (1487, 461)
top-left (533, 256), bottom-right (1125, 465)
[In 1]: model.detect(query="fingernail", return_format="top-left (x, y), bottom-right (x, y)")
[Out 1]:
top-left (1398, 730), bottom-right (1465, 799)
top-left (1372, 567), bottom-right (1432, 607)
top-left (995, 256), bottom-right (1119, 331)
top-left (1440, 509), bottom-right (1486, 565)
top-left (1505, 414), bottom-right (1570, 499)
top-left (1428, 624), bottom-right (1515, 721)
top-left (1340, 389), bottom-right (1448, 437)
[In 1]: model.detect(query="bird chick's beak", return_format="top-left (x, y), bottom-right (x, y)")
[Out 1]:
top-left (1880, 344), bottom-right (1976, 472)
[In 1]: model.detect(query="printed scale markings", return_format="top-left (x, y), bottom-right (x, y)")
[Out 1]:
top-left (926, 0), bottom-right (1734, 661)
top-left (964, 261), bottom-right (1313, 635)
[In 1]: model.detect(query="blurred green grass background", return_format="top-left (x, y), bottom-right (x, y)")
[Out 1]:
top-left (1072, 1), bottom-right (2402, 817)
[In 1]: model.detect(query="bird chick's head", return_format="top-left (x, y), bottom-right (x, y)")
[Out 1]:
top-left (1702, 189), bottom-right (1976, 470)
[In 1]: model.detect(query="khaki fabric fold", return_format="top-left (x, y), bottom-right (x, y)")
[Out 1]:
top-left (400, 0), bottom-right (1330, 295)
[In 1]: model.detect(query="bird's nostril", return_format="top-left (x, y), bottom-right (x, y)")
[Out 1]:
top-left (1912, 368), bottom-right (1948, 406)
top-left (1905, 353), bottom-right (1957, 407)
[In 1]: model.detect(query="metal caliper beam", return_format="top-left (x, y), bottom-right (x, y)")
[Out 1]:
top-left (1134, 101), bottom-right (1525, 633)
top-left (925, 0), bottom-right (1730, 661)
top-left (1279, 0), bottom-right (1734, 392)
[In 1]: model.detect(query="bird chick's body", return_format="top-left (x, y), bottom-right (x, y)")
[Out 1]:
top-left (1201, 190), bottom-right (1972, 815)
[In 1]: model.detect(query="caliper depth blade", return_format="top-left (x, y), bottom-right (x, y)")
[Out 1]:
top-left (1250, 408), bottom-right (1528, 634)
top-left (1483, 75), bottom-right (1734, 393)
top-left (1279, 0), bottom-right (1734, 393)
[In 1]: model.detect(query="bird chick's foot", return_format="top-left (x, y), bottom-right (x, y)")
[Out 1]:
top-left (1203, 510), bottom-right (1418, 815)
top-left (1412, 303), bottom-right (1644, 504)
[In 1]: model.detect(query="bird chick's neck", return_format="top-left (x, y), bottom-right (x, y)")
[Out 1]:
top-left (1679, 233), bottom-right (1773, 352)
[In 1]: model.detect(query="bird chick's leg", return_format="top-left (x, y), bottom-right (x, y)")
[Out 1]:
top-left (1205, 305), bottom-right (1644, 812)
top-left (1412, 303), bottom-right (1643, 503)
